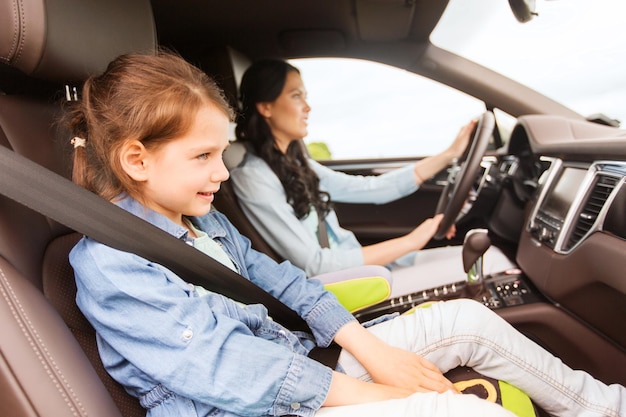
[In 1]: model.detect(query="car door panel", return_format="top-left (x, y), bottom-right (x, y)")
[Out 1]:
top-left (320, 158), bottom-right (467, 248)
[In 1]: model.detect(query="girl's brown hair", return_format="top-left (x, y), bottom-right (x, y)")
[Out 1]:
top-left (65, 51), bottom-right (234, 201)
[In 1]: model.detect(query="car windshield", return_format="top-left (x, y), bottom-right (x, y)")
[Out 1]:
top-left (431, 0), bottom-right (626, 127)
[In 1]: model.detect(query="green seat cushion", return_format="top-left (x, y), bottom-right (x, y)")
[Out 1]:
top-left (324, 276), bottom-right (391, 313)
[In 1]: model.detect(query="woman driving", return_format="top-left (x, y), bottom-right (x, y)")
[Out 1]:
top-left (231, 59), bottom-right (513, 296)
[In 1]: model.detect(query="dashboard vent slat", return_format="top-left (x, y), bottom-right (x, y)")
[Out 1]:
top-left (565, 174), bottom-right (618, 250)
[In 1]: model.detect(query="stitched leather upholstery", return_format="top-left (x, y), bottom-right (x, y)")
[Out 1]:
top-left (0, 0), bottom-right (156, 415)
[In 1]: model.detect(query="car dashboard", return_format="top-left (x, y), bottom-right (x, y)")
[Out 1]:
top-left (509, 116), bottom-right (626, 350)
top-left (355, 115), bottom-right (626, 386)
top-left (484, 116), bottom-right (626, 385)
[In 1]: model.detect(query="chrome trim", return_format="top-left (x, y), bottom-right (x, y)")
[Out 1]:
top-left (557, 161), bottom-right (626, 254)
top-left (528, 159), bottom-right (626, 254)
top-left (526, 157), bottom-right (562, 233)
top-left (553, 166), bottom-right (597, 252)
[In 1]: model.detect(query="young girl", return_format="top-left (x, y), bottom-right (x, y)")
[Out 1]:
top-left (67, 51), bottom-right (623, 417)
top-left (230, 59), bottom-right (515, 297)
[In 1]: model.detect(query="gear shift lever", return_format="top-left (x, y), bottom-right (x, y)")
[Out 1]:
top-left (462, 229), bottom-right (492, 301)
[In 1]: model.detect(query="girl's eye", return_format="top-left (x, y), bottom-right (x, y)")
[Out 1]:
top-left (197, 153), bottom-right (209, 160)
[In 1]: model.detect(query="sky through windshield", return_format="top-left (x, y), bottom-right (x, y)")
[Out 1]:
top-left (291, 0), bottom-right (626, 160)
top-left (431, 0), bottom-right (626, 126)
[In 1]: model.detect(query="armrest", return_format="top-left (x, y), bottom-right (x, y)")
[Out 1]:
top-left (312, 265), bottom-right (392, 313)
top-left (312, 265), bottom-right (391, 285)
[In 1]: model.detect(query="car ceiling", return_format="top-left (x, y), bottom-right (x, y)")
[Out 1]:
top-left (148, 0), bottom-right (581, 119)
top-left (150, 0), bottom-right (449, 64)
top-left (0, 0), bottom-right (580, 119)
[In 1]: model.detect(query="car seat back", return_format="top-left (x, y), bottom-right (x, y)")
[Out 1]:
top-left (0, 0), bottom-right (156, 415)
top-left (199, 47), bottom-right (285, 262)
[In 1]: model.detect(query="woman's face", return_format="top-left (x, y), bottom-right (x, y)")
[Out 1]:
top-left (257, 70), bottom-right (310, 153)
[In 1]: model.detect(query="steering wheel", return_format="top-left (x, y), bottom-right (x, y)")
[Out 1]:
top-left (433, 111), bottom-right (495, 240)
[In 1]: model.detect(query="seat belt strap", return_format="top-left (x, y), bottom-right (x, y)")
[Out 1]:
top-left (316, 208), bottom-right (330, 248)
top-left (0, 145), bottom-right (342, 367)
top-left (0, 145), bottom-right (310, 332)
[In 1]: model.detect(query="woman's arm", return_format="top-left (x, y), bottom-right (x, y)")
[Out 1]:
top-left (311, 159), bottom-right (419, 205)
top-left (412, 119), bottom-right (476, 185)
top-left (357, 119), bottom-right (476, 265)
top-left (311, 119), bottom-right (476, 204)
top-left (230, 156), bottom-right (364, 276)
top-left (361, 213), bottom-right (453, 266)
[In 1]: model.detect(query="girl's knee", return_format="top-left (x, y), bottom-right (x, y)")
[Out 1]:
top-left (445, 298), bottom-right (492, 317)
top-left (440, 298), bottom-right (500, 331)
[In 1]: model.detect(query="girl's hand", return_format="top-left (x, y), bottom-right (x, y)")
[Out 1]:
top-left (323, 371), bottom-right (413, 406)
top-left (333, 322), bottom-right (458, 399)
top-left (366, 344), bottom-right (458, 394)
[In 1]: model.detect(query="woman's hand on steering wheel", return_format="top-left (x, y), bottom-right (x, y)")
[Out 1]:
top-left (404, 214), bottom-right (456, 253)
top-left (447, 119), bottom-right (478, 160)
top-left (433, 111), bottom-right (495, 240)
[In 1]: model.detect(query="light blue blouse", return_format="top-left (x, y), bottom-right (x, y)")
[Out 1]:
top-left (70, 195), bottom-right (356, 417)
top-left (230, 152), bottom-right (419, 276)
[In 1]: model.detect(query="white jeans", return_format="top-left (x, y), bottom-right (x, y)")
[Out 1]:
top-left (317, 299), bottom-right (625, 417)
top-left (389, 245), bottom-right (516, 298)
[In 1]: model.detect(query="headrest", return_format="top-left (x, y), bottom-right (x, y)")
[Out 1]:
top-left (0, 0), bottom-right (157, 83)
top-left (199, 46), bottom-right (251, 110)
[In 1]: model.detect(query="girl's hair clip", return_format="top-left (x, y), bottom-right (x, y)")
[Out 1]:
top-left (71, 136), bottom-right (87, 149)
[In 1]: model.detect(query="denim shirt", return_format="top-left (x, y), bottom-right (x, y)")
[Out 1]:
top-left (230, 152), bottom-right (419, 276)
top-left (70, 196), bottom-right (357, 417)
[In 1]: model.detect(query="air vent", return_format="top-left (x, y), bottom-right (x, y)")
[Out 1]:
top-left (565, 174), bottom-right (619, 250)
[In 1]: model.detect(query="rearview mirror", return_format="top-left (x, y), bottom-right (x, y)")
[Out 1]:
top-left (508, 0), bottom-right (538, 23)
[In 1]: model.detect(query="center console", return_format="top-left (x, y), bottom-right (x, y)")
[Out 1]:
top-left (354, 270), bottom-right (544, 323)
top-left (355, 158), bottom-right (626, 324)
top-left (528, 162), bottom-right (587, 249)
top-left (527, 159), bottom-right (625, 253)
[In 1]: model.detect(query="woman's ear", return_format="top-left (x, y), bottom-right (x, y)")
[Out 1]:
top-left (256, 102), bottom-right (273, 118)
top-left (119, 139), bottom-right (149, 182)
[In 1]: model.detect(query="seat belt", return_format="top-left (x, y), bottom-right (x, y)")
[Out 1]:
top-left (0, 145), bottom-right (341, 366)
top-left (316, 208), bottom-right (330, 248)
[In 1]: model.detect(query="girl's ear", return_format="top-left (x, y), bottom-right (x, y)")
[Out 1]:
top-left (119, 139), bottom-right (149, 182)
top-left (256, 102), bottom-right (272, 118)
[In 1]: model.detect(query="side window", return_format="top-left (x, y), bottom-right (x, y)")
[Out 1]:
top-left (289, 58), bottom-right (486, 160)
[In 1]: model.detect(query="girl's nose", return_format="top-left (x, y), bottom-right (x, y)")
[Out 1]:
top-left (212, 158), bottom-right (230, 183)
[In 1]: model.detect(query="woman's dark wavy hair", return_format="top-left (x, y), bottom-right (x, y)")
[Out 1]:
top-left (235, 59), bottom-right (331, 220)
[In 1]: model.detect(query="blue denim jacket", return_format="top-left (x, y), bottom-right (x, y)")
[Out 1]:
top-left (70, 196), bottom-right (357, 417)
